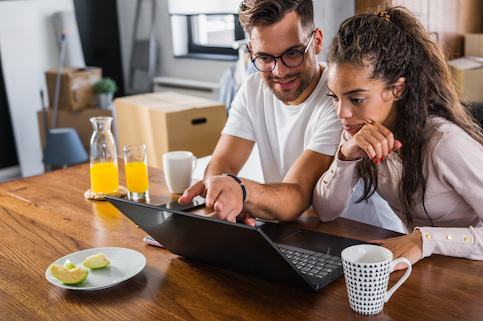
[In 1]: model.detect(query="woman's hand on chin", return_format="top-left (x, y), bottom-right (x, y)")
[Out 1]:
top-left (339, 121), bottom-right (402, 162)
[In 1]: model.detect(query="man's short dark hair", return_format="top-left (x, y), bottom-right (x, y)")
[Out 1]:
top-left (238, 0), bottom-right (314, 34)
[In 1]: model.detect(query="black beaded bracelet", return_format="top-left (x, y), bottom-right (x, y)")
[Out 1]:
top-left (222, 173), bottom-right (246, 202)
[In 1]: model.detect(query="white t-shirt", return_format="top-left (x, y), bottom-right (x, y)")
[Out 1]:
top-left (222, 63), bottom-right (342, 183)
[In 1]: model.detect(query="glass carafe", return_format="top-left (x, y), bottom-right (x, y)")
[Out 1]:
top-left (89, 116), bottom-right (119, 194)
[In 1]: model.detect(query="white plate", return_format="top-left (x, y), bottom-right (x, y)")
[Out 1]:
top-left (46, 247), bottom-right (146, 290)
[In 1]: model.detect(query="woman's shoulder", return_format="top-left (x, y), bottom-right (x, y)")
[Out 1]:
top-left (426, 116), bottom-right (468, 140)
top-left (426, 116), bottom-right (482, 154)
top-left (427, 116), bottom-right (461, 130)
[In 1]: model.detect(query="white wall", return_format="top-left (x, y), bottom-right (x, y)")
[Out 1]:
top-left (314, 0), bottom-right (355, 61)
top-left (0, 0), bottom-right (76, 177)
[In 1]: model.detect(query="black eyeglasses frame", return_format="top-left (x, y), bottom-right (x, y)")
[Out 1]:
top-left (250, 30), bottom-right (316, 72)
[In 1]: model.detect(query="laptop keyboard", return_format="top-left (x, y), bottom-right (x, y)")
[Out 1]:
top-left (277, 243), bottom-right (342, 279)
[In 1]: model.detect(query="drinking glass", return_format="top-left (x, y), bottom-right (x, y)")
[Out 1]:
top-left (123, 144), bottom-right (149, 200)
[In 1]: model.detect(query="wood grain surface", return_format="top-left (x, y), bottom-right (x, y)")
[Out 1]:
top-left (0, 163), bottom-right (482, 320)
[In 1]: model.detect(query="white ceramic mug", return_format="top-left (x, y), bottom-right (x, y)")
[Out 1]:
top-left (162, 151), bottom-right (197, 194)
top-left (341, 244), bottom-right (412, 315)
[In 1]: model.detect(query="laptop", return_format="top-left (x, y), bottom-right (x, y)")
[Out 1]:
top-left (105, 196), bottom-right (365, 292)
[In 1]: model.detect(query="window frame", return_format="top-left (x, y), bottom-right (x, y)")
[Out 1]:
top-left (186, 13), bottom-right (245, 58)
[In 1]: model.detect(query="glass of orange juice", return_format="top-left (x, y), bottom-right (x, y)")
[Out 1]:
top-left (123, 144), bottom-right (149, 200)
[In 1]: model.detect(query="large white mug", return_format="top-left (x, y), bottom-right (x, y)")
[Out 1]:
top-left (162, 151), bottom-right (197, 194)
top-left (341, 244), bottom-right (412, 315)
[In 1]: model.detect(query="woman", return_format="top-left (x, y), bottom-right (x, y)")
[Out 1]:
top-left (313, 6), bottom-right (483, 268)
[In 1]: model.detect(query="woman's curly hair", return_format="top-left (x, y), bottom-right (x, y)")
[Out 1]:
top-left (327, 6), bottom-right (483, 225)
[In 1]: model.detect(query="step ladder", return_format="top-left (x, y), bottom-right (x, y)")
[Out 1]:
top-left (128, 0), bottom-right (158, 93)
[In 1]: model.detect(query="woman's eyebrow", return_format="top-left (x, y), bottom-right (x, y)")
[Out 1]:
top-left (342, 88), bottom-right (369, 96)
top-left (327, 86), bottom-right (369, 96)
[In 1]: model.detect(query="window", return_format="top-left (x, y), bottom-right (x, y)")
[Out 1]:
top-left (168, 0), bottom-right (244, 60)
top-left (185, 14), bottom-right (244, 58)
top-left (188, 14), bottom-right (244, 55)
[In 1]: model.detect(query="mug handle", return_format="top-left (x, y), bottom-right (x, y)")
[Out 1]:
top-left (191, 156), bottom-right (197, 172)
top-left (385, 257), bottom-right (412, 302)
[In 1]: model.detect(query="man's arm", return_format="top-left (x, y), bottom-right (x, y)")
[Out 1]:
top-left (242, 150), bottom-right (333, 221)
top-left (180, 135), bottom-right (333, 223)
top-left (178, 134), bottom-right (255, 216)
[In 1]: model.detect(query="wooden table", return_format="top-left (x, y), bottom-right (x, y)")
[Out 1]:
top-left (1, 163), bottom-right (482, 320)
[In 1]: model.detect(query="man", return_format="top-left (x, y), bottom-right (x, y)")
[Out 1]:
top-left (179, 0), bottom-right (339, 224)
top-left (179, 0), bottom-right (402, 232)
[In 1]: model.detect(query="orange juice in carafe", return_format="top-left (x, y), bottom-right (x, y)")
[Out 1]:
top-left (89, 117), bottom-right (119, 194)
top-left (90, 162), bottom-right (119, 193)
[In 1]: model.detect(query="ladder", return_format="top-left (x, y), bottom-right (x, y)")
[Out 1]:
top-left (128, 0), bottom-right (158, 93)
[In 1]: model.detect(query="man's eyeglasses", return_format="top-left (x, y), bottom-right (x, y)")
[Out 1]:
top-left (251, 30), bottom-right (315, 72)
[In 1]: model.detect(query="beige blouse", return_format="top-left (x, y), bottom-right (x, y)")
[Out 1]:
top-left (313, 117), bottom-right (483, 260)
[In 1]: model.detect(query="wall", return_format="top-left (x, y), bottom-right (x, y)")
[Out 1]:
top-left (0, 0), bottom-right (76, 177)
top-left (315, 0), bottom-right (355, 61)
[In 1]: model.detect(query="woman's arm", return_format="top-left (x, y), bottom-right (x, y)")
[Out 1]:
top-left (314, 122), bottom-right (401, 221)
top-left (312, 153), bottom-right (361, 221)
top-left (372, 226), bottom-right (483, 270)
top-left (373, 127), bottom-right (483, 265)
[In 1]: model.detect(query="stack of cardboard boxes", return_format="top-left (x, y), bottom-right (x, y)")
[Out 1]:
top-left (448, 34), bottom-right (483, 104)
top-left (38, 66), bottom-right (111, 152)
top-left (114, 91), bottom-right (226, 168)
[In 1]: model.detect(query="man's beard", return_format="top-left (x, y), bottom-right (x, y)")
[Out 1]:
top-left (267, 71), bottom-right (313, 103)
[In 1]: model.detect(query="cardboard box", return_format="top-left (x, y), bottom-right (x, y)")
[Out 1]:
top-left (465, 34), bottom-right (483, 57)
top-left (114, 91), bottom-right (226, 168)
top-left (448, 57), bottom-right (483, 103)
top-left (38, 107), bottom-right (113, 153)
top-left (45, 66), bottom-right (101, 111)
